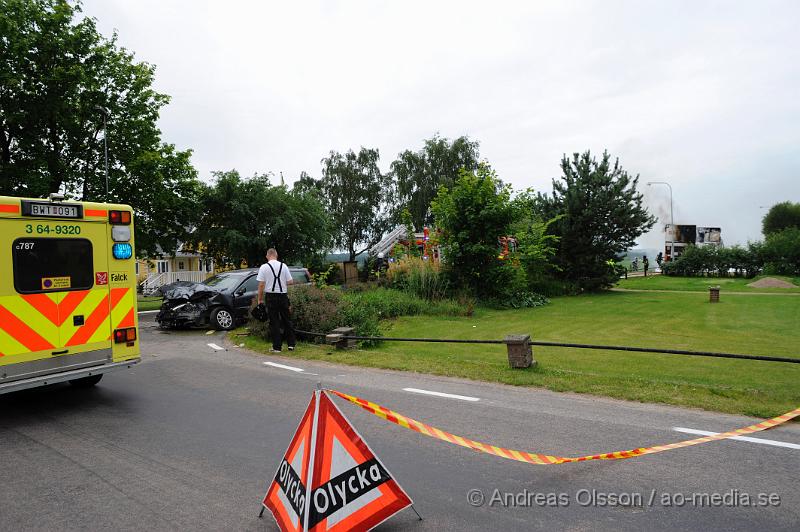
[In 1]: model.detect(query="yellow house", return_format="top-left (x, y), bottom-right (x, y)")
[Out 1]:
top-left (137, 244), bottom-right (215, 294)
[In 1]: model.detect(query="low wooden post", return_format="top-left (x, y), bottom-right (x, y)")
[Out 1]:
top-left (504, 334), bottom-right (535, 368)
top-left (709, 286), bottom-right (720, 303)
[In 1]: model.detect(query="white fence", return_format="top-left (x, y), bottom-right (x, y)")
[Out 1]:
top-left (140, 271), bottom-right (210, 295)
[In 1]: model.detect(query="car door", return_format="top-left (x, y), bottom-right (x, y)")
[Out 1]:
top-left (232, 274), bottom-right (259, 319)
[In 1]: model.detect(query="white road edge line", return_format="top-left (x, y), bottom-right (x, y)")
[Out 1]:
top-left (263, 361), bottom-right (305, 373)
top-left (402, 387), bottom-right (480, 402)
top-left (138, 310), bottom-right (159, 314)
top-left (207, 343), bottom-right (225, 351)
top-left (673, 427), bottom-right (800, 450)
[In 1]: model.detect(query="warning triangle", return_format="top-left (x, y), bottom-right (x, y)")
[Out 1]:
top-left (262, 393), bottom-right (316, 532)
top-left (261, 391), bottom-right (413, 531)
top-left (306, 391), bottom-right (412, 531)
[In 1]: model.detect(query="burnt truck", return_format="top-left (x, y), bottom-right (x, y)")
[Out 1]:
top-left (663, 225), bottom-right (722, 262)
top-left (156, 268), bottom-right (310, 330)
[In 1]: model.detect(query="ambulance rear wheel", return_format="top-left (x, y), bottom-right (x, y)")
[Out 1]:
top-left (69, 374), bottom-right (103, 388)
top-left (211, 307), bottom-right (235, 330)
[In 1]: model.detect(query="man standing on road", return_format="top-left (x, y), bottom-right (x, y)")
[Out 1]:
top-left (257, 248), bottom-right (296, 353)
top-left (643, 255), bottom-right (649, 277)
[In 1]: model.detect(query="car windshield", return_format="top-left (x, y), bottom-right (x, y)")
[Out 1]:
top-left (290, 270), bottom-right (308, 283)
top-left (202, 273), bottom-right (246, 292)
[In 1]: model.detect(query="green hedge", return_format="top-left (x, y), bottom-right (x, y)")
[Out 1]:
top-left (248, 286), bottom-right (473, 347)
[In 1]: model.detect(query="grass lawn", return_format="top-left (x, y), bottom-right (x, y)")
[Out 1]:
top-left (239, 290), bottom-right (800, 418)
top-left (137, 295), bottom-right (162, 311)
top-left (617, 274), bottom-right (800, 293)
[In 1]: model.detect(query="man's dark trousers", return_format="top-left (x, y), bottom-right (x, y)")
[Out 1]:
top-left (266, 293), bottom-right (296, 350)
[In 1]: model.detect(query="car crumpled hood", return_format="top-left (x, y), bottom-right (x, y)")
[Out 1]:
top-left (159, 281), bottom-right (222, 302)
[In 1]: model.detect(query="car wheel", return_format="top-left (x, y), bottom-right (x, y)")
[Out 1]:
top-left (69, 374), bottom-right (103, 388)
top-left (211, 306), bottom-right (235, 330)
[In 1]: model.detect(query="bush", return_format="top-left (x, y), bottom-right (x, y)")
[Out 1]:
top-left (387, 257), bottom-right (449, 301)
top-left (762, 228), bottom-right (800, 275)
top-left (343, 288), bottom-right (472, 318)
top-left (247, 285), bottom-right (473, 348)
top-left (289, 284), bottom-right (344, 335)
top-left (661, 243), bottom-right (766, 278)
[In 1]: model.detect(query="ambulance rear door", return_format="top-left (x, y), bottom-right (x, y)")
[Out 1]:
top-left (0, 204), bottom-right (113, 381)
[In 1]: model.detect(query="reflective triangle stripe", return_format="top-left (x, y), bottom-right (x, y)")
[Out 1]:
top-left (65, 295), bottom-right (110, 346)
top-left (0, 304), bottom-right (54, 352)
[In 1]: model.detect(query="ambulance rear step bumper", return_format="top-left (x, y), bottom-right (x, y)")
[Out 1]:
top-left (0, 358), bottom-right (140, 395)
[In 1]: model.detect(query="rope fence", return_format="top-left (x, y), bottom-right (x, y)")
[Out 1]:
top-left (294, 329), bottom-right (799, 365)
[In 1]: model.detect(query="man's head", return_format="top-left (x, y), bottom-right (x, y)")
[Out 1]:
top-left (266, 248), bottom-right (278, 260)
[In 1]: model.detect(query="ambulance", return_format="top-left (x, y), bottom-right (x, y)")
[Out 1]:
top-left (0, 194), bottom-right (140, 394)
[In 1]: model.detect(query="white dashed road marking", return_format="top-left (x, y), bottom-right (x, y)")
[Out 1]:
top-left (673, 427), bottom-right (800, 449)
top-left (263, 361), bottom-right (305, 373)
top-left (402, 387), bottom-right (480, 402)
top-left (207, 343), bottom-right (225, 351)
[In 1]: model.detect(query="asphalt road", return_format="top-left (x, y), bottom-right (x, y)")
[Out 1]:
top-left (1, 313), bottom-right (798, 531)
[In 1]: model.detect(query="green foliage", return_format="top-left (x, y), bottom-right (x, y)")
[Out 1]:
top-left (431, 163), bottom-right (517, 298)
top-left (386, 257), bottom-right (449, 301)
top-left (660, 238), bottom-right (798, 278)
top-left (762, 201), bottom-right (800, 236)
top-left (250, 285), bottom-right (471, 348)
top-left (762, 228), bottom-right (800, 275)
top-left (344, 288), bottom-right (471, 319)
top-left (511, 190), bottom-right (561, 286)
top-left (123, 144), bottom-right (202, 257)
top-left (0, 0), bottom-right (200, 256)
top-left (536, 150), bottom-right (656, 291)
top-left (311, 263), bottom-right (339, 288)
top-left (321, 147), bottom-right (391, 261)
top-left (287, 285), bottom-right (351, 337)
top-left (390, 134), bottom-right (480, 230)
top-left (193, 170), bottom-right (331, 267)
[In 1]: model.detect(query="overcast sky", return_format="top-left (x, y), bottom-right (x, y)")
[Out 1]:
top-left (81, 0), bottom-right (799, 249)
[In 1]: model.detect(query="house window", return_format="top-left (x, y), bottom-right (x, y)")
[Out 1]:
top-left (157, 260), bottom-right (169, 273)
top-left (178, 261), bottom-right (185, 270)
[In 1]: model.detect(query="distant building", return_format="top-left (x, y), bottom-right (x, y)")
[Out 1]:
top-left (664, 224), bottom-right (722, 261)
top-left (137, 244), bottom-right (215, 294)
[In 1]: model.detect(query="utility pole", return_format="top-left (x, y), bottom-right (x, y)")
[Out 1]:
top-left (95, 106), bottom-right (110, 199)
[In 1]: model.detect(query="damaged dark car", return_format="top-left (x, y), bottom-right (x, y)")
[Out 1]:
top-left (156, 269), bottom-right (260, 330)
top-left (156, 267), bottom-right (311, 330)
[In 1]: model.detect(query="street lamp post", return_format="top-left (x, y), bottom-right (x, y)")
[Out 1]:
top-left (647, 181), bottom-right (673, 261)
top-left (95, 106), bottom-right (109, 199)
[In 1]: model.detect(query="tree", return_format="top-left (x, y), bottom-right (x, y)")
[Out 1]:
top-left (761, 227), bottom-right (800, 275)
top-left (320, 147), bottom-right (391, 262)
top-left (431, 164), bottom-right (517, 298)
top-left (536, 150), bottom-right (656, 291)
top-left (510, 191), bottom-right (561, 286)
top-left (0, 0), bottom-right (201, 255)
top-left (292, 171), bottom-right (322, 196)
top-left (193, 171), bottom-right (331, 268)
top-left (390, 134), bottom-right (480, 230)
top-left (762, 201), bottom-right (800, 236)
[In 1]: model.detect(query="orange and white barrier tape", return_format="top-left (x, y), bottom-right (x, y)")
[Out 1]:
top-left (328, 390), bottom-right (800, 465)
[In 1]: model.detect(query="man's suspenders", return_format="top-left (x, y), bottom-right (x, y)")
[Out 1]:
top-left (266, 262), bottom-right (284, 292)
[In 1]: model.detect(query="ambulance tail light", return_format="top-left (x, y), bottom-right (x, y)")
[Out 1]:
top-left (114, 327), bottom-right (136, 344)
top-left (109, 210), bottom-right (131, 225)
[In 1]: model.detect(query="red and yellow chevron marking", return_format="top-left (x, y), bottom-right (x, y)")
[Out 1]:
top-left (328, 390), bottom-right (800, 465)
top-left (0, 304), bottom-right (55, 352)
top-left (0, 287), bottom-right (134, 358)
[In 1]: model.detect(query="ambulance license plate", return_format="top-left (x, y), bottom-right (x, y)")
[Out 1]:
top-left (21, 201), bottom-right (82, 219)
